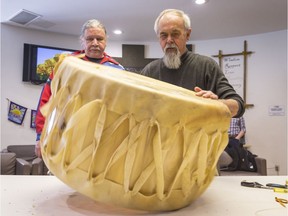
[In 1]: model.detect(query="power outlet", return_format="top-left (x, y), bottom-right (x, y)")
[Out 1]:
top-left (275, 165), bottom-right (279, 172)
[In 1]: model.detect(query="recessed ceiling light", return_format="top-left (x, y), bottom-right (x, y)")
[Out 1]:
top-left (113, 29), bottom-right (122, 35)
top-left (195, 0), bottom-right (209, 5)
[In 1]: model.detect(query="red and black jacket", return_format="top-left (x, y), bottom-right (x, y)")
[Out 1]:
top-left (35, 51), bottom-right (124, 141)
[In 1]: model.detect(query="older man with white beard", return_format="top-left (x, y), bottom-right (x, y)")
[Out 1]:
top-left (141, 9), bottom-right (244, 118)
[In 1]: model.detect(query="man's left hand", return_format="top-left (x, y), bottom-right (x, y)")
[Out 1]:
top-left (194, 87), bottom-right (218, 99)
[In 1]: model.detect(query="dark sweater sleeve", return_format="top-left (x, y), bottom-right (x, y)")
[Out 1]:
top-left (205, 58), bottom-right (245, 117)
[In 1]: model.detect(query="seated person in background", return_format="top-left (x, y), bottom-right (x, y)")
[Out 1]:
top-left (35, 19), bottom-right (124, 158)
top-left (228, 116), bottom-right (246, 145)
top-left (222, 116), bottom-right (255, 171)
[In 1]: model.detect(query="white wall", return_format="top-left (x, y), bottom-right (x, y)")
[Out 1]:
top-left (1, 24), bottom-right (287, 175)
top-left (1, 24), bottom-right (80, 150)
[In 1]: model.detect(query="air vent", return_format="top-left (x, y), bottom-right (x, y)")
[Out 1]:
top-left (9, 9), bottom-right (42, 25)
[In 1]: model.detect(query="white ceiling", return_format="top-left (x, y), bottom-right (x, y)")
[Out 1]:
top-left (1, 0), bottom-right (287, 42)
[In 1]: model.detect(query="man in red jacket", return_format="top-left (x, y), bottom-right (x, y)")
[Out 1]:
top-left (35, 19), bottom-right (124, 158)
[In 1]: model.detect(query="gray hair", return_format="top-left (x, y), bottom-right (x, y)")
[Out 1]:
top-left (154, 9), bottom-right (191, 34)
top-left (80, 19), bottom-right (107, 39)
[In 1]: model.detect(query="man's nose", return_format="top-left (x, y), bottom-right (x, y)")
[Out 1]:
top-left (166, 35), bottom-right (174, 43)
top-left (91, 38), bottom-right (98, 44)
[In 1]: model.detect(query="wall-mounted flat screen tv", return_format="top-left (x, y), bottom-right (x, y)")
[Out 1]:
top-left (22, 43), bottom-right (77, 84)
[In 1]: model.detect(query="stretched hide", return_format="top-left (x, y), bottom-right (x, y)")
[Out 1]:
top-left (40, 56), bottom-right (231, 211)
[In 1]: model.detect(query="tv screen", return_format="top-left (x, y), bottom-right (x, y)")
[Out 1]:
top-left (22, 43), bottom-right (77, 84)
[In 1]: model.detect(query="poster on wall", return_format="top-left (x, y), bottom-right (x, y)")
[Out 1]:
top-left (30, 109), bottom-right (37, 128)
top-left (212, 41), bottom-right (254, 107)
top-left (8, 101), bottom-right (27, 125)
top-left (222, 56), bottom-right (244, 99)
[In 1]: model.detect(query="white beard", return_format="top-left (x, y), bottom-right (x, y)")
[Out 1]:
top-left (163, 45), bottom-right (181, 69)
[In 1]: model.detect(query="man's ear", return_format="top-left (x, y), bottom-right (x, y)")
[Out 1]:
top-left (186, 28), bottom-right (192, 41)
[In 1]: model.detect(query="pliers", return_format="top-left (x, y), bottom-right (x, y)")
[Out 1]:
top-left (241, 180), bottom-right (273, 190)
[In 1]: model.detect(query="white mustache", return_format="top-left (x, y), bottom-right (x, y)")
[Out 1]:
top-left (164, 45), bottom-right (178, 52)
top-left (90, 46), bottom-right (100, 50)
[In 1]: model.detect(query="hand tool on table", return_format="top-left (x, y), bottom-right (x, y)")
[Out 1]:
top-left (240, 180), bottom-right (288, 207)
top-left (241, 180), bottom-right (288, 193)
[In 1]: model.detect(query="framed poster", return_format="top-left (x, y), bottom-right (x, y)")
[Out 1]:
top-left (31, 109), bottom-right (37, 129)
top-left (212, 41), bottom-right (254, 107)
top-left (223, 56), bottom-right (244, 99)
top-left (8, 101), bottom-right (27, 125)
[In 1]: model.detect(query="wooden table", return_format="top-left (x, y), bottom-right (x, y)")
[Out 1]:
top-left (1, 175), bottom-right (287, 216)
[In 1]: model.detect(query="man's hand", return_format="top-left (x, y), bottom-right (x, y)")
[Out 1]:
top-left (194, 86), bottom-right (239, 117)
top-left (194, 87), bottom-right (218, 99)
top-left (35, 140), bottom-right (42, 158)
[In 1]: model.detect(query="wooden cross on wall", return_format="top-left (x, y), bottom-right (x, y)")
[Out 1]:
top-left (212, 40), bottom-right (254, 108)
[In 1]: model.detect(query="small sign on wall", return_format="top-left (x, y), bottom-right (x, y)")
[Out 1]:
top-left (268, 105), bottom-right (285, 116)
